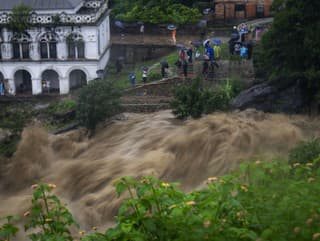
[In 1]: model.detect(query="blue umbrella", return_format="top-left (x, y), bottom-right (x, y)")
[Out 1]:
top-left (115, 21), bottom-right (124, 29)
top-left (212, 38), bottom-right (222, 45)
top-left (167, 24), bottom-right (177, 30)
top-left (239, 29), bottom-right (249, 34)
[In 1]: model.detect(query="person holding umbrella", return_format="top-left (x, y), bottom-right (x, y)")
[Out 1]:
top-left (168, 24), bottom-right (177, 44)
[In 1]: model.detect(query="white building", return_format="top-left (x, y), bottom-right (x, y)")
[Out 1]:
top-left (0, 0), bottom-right (111, 95)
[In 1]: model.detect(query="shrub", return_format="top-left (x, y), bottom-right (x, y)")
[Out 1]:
top-left (289, 138), bottom-right (320, 166)
top-left (47, 99), bottom-right (76, 115)
top-left (147, 72), bottom-right (162, 82)
top-left (171, 78), bottom-right (242, 119)
top-left (170, 78), bottom-right (204, 119)
top-left (76, 79), bottom-right (122, 132)
top-left (24, 184), bottom-right (79, 241)
top-left (0, 216), bottom-right (19, 241)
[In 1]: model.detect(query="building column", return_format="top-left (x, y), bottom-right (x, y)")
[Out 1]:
top-left (7, 79), bottom-right (16, 95)
top-left (57, 41), bottom-right (68, 60)
top-left (59, 77), bottom-right (69, 94)
top-left (32, 78), bottom-right (42, 95)
top-left (30, 42), bottom-right (40, 60)
top-left (2, 28), bottom-right (12, 59)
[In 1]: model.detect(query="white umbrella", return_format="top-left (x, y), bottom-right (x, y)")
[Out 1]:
top-left (203, 39), bottom-right (211, 47)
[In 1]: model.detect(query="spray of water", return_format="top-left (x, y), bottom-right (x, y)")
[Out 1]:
top-left (1, 109), bottom-right (320, 237)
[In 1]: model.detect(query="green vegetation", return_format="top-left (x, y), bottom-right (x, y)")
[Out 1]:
top-left (110, 0), bottom-right (202, 24)
top-left (289, 138), bottom-right (320, 167)
top-left (170, 78), bottom-right (244, 119)
top-left (76, 79), bottom-right (122, 131)
top-left (8, 4), bottom-right (32, 33)
top-left (2, 157), bottom-right (320, 241)
top-left (0, 105), bottom-right (33, 157)
top-left (257, 0), bottom-right (320, 107)
top-left (46, 99), bottom-right (77, 116)
top-left (0, 215), bottom-right (19, 241)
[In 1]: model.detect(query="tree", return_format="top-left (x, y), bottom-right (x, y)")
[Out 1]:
top-left (111, 0), bottom-right (202, 24)
top-left (258, 0), bottom-right (320, 106)
top-left (76, 79), bottom-right (122, 132)
top-left (8, 4), bottom-right (32, 33)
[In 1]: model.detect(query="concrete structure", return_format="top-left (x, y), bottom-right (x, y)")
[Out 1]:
top-left (0, 0), bottom-right (111, 95)
top-left (214, 0), bottom-right (273, 20)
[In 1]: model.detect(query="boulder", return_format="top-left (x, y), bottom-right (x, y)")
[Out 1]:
top-left (232, 82), bottom-right (304, 113)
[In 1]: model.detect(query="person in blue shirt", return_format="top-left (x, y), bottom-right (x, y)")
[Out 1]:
top-left (129, 72), bottom-right (136, 87)
top-left (205, 43), bottom-right (214, 61)
top-left (240, 45), bottom-right (248, 59)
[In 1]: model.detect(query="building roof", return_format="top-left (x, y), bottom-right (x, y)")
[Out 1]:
top-left (0, 0), bottom-right (84, 11)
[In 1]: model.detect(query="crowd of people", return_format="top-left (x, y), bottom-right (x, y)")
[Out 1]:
top-left (119, 24), bottom-right (258, 87)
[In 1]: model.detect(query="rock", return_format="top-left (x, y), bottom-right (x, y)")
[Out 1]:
top-left (232, 82), bottom-right (304, 113)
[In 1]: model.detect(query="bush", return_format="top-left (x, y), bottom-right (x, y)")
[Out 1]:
top-left (289, 138), bottom-right (320, 166)
top-left (171, 79), bottom-right (242, 119)
top-left (47, 99), bottom-right (76, 115)
top-left (147, 72), bottom-right (162, 82)
top-left (76, 79), bottom-right (122, 132)
top-left (170, 79), bottom-right (204, 119)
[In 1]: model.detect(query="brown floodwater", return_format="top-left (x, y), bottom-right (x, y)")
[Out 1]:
top-left (1, 109), bottom-right (319, 239)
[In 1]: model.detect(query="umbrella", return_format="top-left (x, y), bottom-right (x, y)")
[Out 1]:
top-left (197, 20), bottom-right (207, 28)
top-left (141, 66), bottom-right (148, 71)
top-left (115, 21), bottom-right (124, 29)
top-left (191, 41), bottom-right (202, 47)
top-left (202, 8), bottom-right (211, 15)
top-left (117, 56), bottom-right (125, 61)
top-left (203, 39), bottom-right (211, 47)
top-left (212, 38), bottom-right (222, 45)
top-left (167, 24), bottom-right (177, 30)
top-left (137, 21), bottom-right (144, 25)
top-left (239, 29), bottom-right (249, 35)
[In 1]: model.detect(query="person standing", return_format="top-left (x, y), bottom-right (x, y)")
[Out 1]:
top-left (129, 72), bottom-right (136, 87)
top-left (214, 44), bottom-right (221, 60)
top-left (0, 81), bottom-right (4, 95)
top-left (187, 47), bottom-right (193, 63)
top-left (142, 69), bottom-right (147, 83)
top-left (182, 60), bottom-right (188, 79)
top-left (172, 29), bottom-right (176, 44)
top-left (140, 24), bottom-right (144, 43)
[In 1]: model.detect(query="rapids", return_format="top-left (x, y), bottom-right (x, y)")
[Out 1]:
top-left (1, 109), bottom-right (320, 238)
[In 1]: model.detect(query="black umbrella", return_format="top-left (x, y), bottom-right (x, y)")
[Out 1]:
top-left (137, 21), bottom-right (144, 25)
top-left (160, 60), bottom-right (168, 68)
top-left (141, 66), bottom-right (148, 71)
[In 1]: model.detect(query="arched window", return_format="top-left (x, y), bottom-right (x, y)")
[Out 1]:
top-left (67, 33), bottom-right (85, 59)
top-left (39, 32), bottom-right (57, 59)
top-left (11, 33), bottom-right (31, 59)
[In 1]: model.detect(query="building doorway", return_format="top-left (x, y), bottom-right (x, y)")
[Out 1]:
top-left (69, 70), bottom-right (87, 90)
top-left (42, 70), bottom-right (60, 93)
top-left (14, 70), bottom-right (32, 94)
